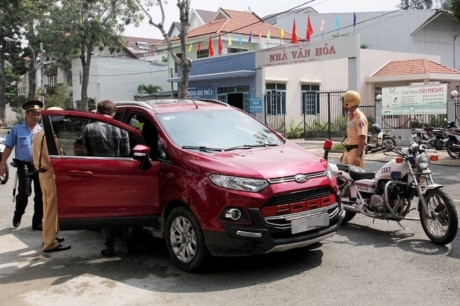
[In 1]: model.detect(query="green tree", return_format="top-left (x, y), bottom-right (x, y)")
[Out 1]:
top-left (0, 0), bottom-right (28, 124)
top-left (137, 0), bottom-right (192, 99)
top-left (137, 84), bottom-right (162, 94)
top-left (399, 0), bottom-right (434, 9)
top-left (39, 0), bottom-right (145, 111)
top-left (441, 0), bottom-right (460, 21)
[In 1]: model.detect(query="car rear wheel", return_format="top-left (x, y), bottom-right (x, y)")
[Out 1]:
top-left (165, 207), bottom-right (207, 272)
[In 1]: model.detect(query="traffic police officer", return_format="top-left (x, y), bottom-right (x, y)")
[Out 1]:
top-left (0, 100), bottom-right (43, 230)
top-left (340, 90), bottom-right (368, 168)
top-left (32, 107), bottom-right (70, 252)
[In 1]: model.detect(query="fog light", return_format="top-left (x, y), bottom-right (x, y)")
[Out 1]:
top-left (225, 208), bottom-right (242, 221)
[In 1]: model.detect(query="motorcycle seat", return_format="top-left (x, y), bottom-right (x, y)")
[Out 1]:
top-left (348, 166), bottom-right (376, 181)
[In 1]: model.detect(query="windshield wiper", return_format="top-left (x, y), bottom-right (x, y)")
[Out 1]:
top-left (182, 145), bottom-right (225, 152)
top-left (224, 143), bottom-right (279, 151)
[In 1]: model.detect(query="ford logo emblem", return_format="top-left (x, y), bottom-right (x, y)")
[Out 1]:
top-left (294, 174), bottom-right (308, 183)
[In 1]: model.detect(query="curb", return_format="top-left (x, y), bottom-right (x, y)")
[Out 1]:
top-left (292, 139), bottom-right (460, 167)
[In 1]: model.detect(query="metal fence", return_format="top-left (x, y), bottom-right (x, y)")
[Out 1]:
top-left (263, 91), bottom-right (460, 142)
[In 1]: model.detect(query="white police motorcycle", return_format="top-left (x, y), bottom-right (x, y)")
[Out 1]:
top-left (324, 140), bottom-right (458, 245)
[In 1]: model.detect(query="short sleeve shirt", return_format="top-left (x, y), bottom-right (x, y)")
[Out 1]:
top-left (5, 122), bottom-right (42, 162)
top-left (344, 108), bottom-right (368, 146)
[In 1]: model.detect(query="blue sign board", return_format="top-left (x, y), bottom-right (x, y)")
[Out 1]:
top-left (249, 98), bottom-right (263, 113)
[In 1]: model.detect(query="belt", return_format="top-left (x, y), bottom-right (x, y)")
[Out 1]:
top-left (344, 144), bottom-right (359, 152)
top-left (12, 159), bottom-right (33, 166)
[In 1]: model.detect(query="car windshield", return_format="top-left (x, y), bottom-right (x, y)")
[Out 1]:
top-left (157, 109), bottom-right (284, 150)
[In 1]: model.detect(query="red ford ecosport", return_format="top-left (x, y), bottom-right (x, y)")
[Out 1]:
top-left (40, 99), bottom-right (343, 272)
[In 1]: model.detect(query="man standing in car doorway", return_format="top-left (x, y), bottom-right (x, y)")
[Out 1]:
top-left (0, 100), bottom-right (43, 230)
top-left (340, 90), bottom-right (368, 168)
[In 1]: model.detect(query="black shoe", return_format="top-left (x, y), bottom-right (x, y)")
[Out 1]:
top-left (44, 243), bottom-right (71, 252)
top-left (12, 214), bottom-right (22, 228)
top-left (101, 246), bottom-right (115, 257)
top-left (32, 223), bottom-right (43, 231)
top-left (57, 236), bottom-right (64, 243)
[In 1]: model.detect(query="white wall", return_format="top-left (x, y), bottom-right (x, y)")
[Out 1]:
top-left (263, 48), bottom-right (442, 124)
top-left (72, 57), bottom-right (169, 104)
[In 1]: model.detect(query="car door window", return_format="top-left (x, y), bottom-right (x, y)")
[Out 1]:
top-left (126, 112), bottom-right (158, 160)
top-left (46, 114), bottom-right (140, 157)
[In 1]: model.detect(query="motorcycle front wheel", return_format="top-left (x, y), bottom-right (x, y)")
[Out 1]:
top-left (0, 163), bottom-right (8, 184)
top-left (419, 189), bottom-right (458, 245)
top-left (382, 137), bottom-right (396, 149)
top-left (446, 140), bottom-right (460, 159)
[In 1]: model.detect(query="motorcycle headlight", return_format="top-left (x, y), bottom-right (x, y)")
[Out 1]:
top-left (416, 153), bottom-right (430, 170)
top-left (209, 174), bottom-right (269, 192)
top-left (325, 165), bottom-right (333, 180)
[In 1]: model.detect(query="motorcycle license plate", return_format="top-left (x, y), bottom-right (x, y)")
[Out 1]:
top-left (291, 213), bottom-right (329, 234)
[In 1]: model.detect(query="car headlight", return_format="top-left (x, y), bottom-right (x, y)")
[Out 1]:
top-left (416, 153), bottom-right (430, 170)
top-left (209, 174), bottom-right (269, 192)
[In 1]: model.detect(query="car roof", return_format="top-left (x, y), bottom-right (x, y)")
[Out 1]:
top-left (115, 99), bottom-right (232, 114)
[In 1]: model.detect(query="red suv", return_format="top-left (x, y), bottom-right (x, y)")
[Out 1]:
top-left (40, 99), bottom-right (343, 271)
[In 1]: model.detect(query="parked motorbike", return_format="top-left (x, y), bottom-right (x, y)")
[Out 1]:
top-left (0, 135), bottom-right (9, 184)
top-left (445, 128), bottom-right (460, 159)
top-left (325, 140), bottom-right (458, 245)
top-left (365, 123), bottom-right (396, 153)
top-left (411, 123), bottom-right (438, 149)
top-left (431, 120), bottom-right (458, 151)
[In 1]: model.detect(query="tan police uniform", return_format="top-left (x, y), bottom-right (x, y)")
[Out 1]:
top-left (32, 129), bottom-right (60, 251)
top-left (343, 108), bottom-right (368, 168)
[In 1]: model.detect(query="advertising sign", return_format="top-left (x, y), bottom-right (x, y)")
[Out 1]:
top-left (188, 85), bottom-right (214, 99)
top-left (249, 98), bottom-right (263, 113)
top-left (381, 84), bottom-right (447, 115)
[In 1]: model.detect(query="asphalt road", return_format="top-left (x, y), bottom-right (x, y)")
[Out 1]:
top-left (0, 153), bottom-right (459, 305)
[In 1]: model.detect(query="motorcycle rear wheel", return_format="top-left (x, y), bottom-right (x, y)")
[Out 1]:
top-left (0, 164), bottom-right (8, 184)
top-left (433, 138), bottom-right (444, 150)
top-left (419, 189), bottom-right (458, 245)
top-left (446, 140), bottom-right (460, 159)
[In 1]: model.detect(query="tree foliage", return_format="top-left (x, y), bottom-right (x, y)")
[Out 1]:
top-left (399, 0), bottom-right (434, 9)
top-left (38, 0), bottom-right (145, 111)
top-left (0, 0), bottom-right (28, 123)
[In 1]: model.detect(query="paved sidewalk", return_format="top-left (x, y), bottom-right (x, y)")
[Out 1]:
top-left (293, 139), bottom-right (460, 167)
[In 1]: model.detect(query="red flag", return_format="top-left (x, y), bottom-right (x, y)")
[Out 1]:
top-left (218, 34), bottom-right (223, 55)
top-left (197, 42), bottom-right (201, 52)
top-left (292, 19), bottom-right (298, 44)
top-left (208, 35), bottom-right (214, 57)
top-left (306, 16), bottom-right (314, 42)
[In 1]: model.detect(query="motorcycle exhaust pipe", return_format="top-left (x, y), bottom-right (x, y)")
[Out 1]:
top-left (341, 203), bottom-right (361, 212)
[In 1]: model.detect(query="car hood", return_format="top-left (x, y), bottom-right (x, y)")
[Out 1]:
top-left (180, 141), bottom-right (327, 178)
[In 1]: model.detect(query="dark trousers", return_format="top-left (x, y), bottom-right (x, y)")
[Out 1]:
top-left (14, 161), bottom-right (43, 226)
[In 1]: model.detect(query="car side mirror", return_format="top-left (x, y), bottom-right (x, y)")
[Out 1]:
top-left (133, 144), bottom-right (152, 170)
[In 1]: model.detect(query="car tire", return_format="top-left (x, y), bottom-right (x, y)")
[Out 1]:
top-left (165, 206), bottom-right (207, 272)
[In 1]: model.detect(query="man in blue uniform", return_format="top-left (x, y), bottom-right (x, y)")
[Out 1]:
top-left (0, 100), bottom-right (44, 230)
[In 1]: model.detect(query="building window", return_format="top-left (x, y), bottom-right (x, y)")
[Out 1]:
top-left (301, 84), bottom-right (320, 115)
top-left (227, 48), bottom-right (248, 54)
top-left (48, 75), bottom-right (57, 88)
top-left (197, 49), bottom-right (209, 58)
top-left (265, 83), bottom-right (286, 115)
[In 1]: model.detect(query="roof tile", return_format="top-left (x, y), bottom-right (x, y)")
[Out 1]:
top-left (373, 58), bottom-right (460, 76)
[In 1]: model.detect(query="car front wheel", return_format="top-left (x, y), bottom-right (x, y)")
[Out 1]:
top-left (165, 207), bottom-right (207, 272)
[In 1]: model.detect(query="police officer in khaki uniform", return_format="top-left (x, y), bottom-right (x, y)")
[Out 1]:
top-left (340, 90), bottom-right (368, 168)
top-left (32, 107), bottom-right (70, 252)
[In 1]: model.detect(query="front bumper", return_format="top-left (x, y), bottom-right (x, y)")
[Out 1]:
top-left (204, 203), bottom-right (344, 257)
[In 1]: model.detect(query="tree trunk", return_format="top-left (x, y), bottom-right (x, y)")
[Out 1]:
top-left (27, 57), bottom-right (37, 101)
top-left (79, 48), bottom-right (92, 111)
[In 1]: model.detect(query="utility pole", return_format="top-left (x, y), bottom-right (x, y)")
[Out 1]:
top-left (39, 42), bottom-right (45, 107)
